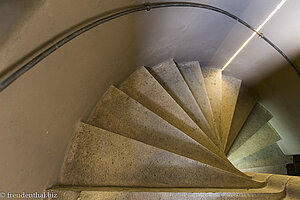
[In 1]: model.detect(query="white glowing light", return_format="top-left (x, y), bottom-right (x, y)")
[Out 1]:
top-left (221, 0), bottom-right (287, 71)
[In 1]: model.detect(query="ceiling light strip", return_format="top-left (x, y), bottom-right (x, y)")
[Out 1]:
top-left (221, 0), bottom-right (288, 71)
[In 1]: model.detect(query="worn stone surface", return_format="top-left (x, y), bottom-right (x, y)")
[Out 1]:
top-left (50, 59), bottom-right (300, 199)
top-left (177, 61), bottom-right (219, 147)
top-left (227, 103), bottom-right (273, 157)
top-left (47, 188), bottom-right (285, 200)
top-left (147, 60), bottom-right (215, 143)
top-left (87, 86), bottom-right (244, 176)
top-left (225, 84), bottom-right (258, 154)
top-left (228, 123), bottom-right (281, 162)
top-left (202, 67), bottom-right (222, 140)
top-left (221, 75), bottom-right (242, 151)
top-left (233, 143), bottom-right (293, 170)
top-left (60, 123), bottom-right (260, 188)
top-left (118, 66), bottom-right (221, 156)
top-left (285, 176), bottom-right (300, 200)
top-left (245, 172), bottom-right (272, 182)
top-left (49, 174), bottom-right (296, 200)
top-left (242, 165), bottom-right (288, 175)
top-left (78, 190), bottom-right (283, 200)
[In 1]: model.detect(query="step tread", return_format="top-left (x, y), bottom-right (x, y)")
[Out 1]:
top-left (242, 165), bottom-right (288, 175)
top-left (285, 176), bottom-right (300, 200)
top-left (118, 66), bottom-right (222, 157)
top-left (48, 189), bottom-right (283, 200)
top-left (227, 103), bottom-right (273, 157)
top-left (233, 143), bottom-right (293, 170)
top-left (177, 61), bottom-right (219, 147)
top-left (225, 84), bottom-right (258, 154)
top-left (87, 86), bottom-right (244, 176)
top-left (221, 75), bottom-right (242, 150)
top-left (147, 60), bottom-right (214, 142)
top-left (50, 175), bottom-right (293, 200)
top-left (228, 123), bottom-right (281, 162)
top-left (201, 67), bottom-right (222, 141)
top-left (60, 122), bottom-right (260, 188)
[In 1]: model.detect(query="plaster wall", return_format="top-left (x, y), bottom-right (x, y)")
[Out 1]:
top-left (210, 0), bottom-right (300, 154)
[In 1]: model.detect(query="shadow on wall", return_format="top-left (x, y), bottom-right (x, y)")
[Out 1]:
top-left (0, 0), bottom-right (40, 47)
top-left (252, 53), bottom-right (300, 155)
top-left (0, 4), bottom-right (143, 82)
top-left (0, 1), bottom-right (252, 83)
top-left (0, 2), bottom-right (142, 194)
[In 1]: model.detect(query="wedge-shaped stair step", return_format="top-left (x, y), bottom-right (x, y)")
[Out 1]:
top-left (221, 75), bottom-right (242, 150)
top-left (228, 123), bottom-right (281, 162)
top-left (227, 103), bottom-right (273, 157)
top-left (87, 86), bottom-right (245, 177)
top-left (48, 187), bottom-right (283, 200)
top-left (177, 61), bottom-right (219, 146)
top-left (201, 67), bottom-right (222, 140)
top-left (225, 84), bottom-right (258, 154)
top-left (60, 123), bottom-right (261, 188)
top-left (118, 66), bottom-right (220, 155)
top-left (147, 60), bottom-right (216, 143)
top-left (233, 143), bottom-right (293, 170)
top-left (50, 175), bottom-right (300, 200)
top-left (242, 165), bottom-right (288, 175)
top-left (285, 176), bottom-right (300, 200)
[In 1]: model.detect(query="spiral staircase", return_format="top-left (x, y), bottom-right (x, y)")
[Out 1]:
top-left (47, 59), bottom-right (300, 199)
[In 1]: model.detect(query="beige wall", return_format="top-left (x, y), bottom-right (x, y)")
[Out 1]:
top-left (0, 0), bottom-right (299, 195)
top-left (0, 0), bottom-right (143, 193)
top-left (215, 0), bottom-right (300, 154)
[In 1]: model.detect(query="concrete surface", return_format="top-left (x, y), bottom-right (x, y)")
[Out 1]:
top-left (87, 86), bottom-right (244, 176)
top-left (242, 165), bottom-right (288, 175)
top-left (228, 123), bottom-right (281, 162)
top-left (119, 66), bottom-right (220, 154)
top-left (49, 174), bottom-right (300, 199)
top-left (49, 190), bottom-right (284, 200)
top-left (284, 177), bottom-right (300, 200)
top-left (60, 122), bottom-right (260, 188)
top-left (227, 103), bottom-right (273, 157)
top-left (177, 61), bottom-right (219, 146)
top-left (233, 143), bottom-right (293, 170)
top-left (202, 67), bottom-right (222, 140)
top-left (225, 84), bottom-right (258, 154)
top-left (147, 60), bottom-right (215, 142)
top-left (221, 75), bottom-right (242, 150)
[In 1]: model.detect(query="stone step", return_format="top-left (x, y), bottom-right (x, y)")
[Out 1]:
top-left (242, 165), bottom-right (288, 175)
top-left (233, 143), bottom-right (293, 170)
top-left (225, 84), bottom-right (258, 154)
top-left (177, 61), bottom-right (219, 147)
top-left (227, 103), bottom-right (273, 157)
top-left (147, 60), bottom-right (215, 143)
top-left (118, 66), bottom-right (221, 156)
top-left (60, 122), bottom-right (260, 188)
top-left (228, 123), bottom-right (281, 162)
top-left (201, 67), bottom-right (222, 141)
top-left (49, 175), bottom-right (300, 200)
top-left (87, 86), bottom-right (245, 176)
top-left (285, 176), bottom-right (300, 199)
top-left (48, 174), bottom-right (288, 200)
top-left (47, 188), bottom-right (283, 200)
top-left (221, 75), bottom-right (242, 151)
